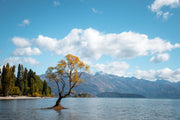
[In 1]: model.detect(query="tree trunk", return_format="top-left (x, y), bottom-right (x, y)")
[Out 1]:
top-left (54, 96), bottom-right (62, 107)
top-left (50, 96), bottom-right (66, 110)
top-left (41, 95), bottom-right (66, 110)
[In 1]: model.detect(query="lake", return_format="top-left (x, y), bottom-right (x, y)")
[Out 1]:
top-left (0, 98), bottom-right (180, 120)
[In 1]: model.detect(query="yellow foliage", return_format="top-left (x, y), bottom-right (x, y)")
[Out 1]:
top-left (58, 60), bottom-right (67, 68)
top-left (46, 54), bottom-right (90, 95)
top-left (32, 92), bottom-right (41, 97)
top-left (10, 86), bottom-right (20, 95)
top-left (85, 65), bottom-right (90, 73)
top-left (48, 67), bottom-right (54, 70)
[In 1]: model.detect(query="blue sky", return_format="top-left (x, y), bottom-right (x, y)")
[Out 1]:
top-left (0, 0), bottom-right (180, 82)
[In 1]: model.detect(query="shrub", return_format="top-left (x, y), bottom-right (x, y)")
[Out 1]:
top-left (10, 87), bottom-right (20, 95)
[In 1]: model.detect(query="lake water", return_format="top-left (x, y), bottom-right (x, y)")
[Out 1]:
top-left (0, 98), bottom-right (180, 120)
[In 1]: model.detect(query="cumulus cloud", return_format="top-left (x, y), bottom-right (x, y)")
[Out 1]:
top-left (135, 68), bottom-right (180, 82)
top-left (163, 12), bottom-right (173, 19)
top-left (94, 61), bottom-right (130, 76)
top-left (12, 37), bottom-right (42, 56)
top-left (19, 19), bottom-right (30, 26)
top-left (149, 0), bottom-right (179, 12)
top-left (23, 57), bottom-right (40, 65)
top-left (150, 53), bottom-right (169, 63)
top-left (148, 0), bottom-right (179, 19)
top-left (53, 1), bottom-right (60, 7)
top-left (135, 69), bottom-right (156, 81)
top-left (91, 8), bottom-right (103, 14)
top-left (13, 47), bottom-right (42, 56)
top-left (2, 57), bottom-right (39, 66)
top-left (12, 37), bottom-right (30, 47)
top-left (34, 28), bottom-right (180, 60)
top-left (36, 35), bottom-right (58, 52)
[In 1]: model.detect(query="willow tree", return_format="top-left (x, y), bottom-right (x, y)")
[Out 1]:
top-left (46, 54), bottom-right (90, 110)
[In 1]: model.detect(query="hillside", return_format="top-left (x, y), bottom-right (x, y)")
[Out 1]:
top-left (96, 92), bottom-right (145, 98)
top-left (40, 72), bottom-right (180, 98)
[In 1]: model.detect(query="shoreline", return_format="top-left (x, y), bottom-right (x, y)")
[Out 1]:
top-left (0, 96), bottom-right (52, 100)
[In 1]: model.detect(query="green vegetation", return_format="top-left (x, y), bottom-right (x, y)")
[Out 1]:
top-left (0, 63), bottom-right (52, 97)
top-left (73, 93), bottom-right (93, 97)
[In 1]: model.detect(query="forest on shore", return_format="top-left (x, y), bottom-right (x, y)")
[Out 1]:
top-left (0, 63), bottom-right (52, 97)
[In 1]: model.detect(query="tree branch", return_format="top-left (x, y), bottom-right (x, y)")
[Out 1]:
top-left (60, 78), bottom-right (65, 94)
top-left (62, 77), bottom-right (77, 98)
top-left (79, 72), bottom-right (83, 78)
top-left (55, 80), bottom-right (60, 93)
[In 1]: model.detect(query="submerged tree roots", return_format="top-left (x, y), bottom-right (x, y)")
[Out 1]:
top-left (41, 104), bottom-right (67, 111)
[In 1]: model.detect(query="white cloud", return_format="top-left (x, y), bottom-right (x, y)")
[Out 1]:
top-left (35, 35), bottom-right (58, 52)
top-left (175, 43), bottom-right (180, 48)
top-left (13, 47), bottom-right (42, 56)
top-left (150, 53), bottom-right (169, 63)
top-left (53, 1), bottom-right (60, 7)
top-left (148, 0), bottom-right (179, 19)
top-left (23, 57), bottom-right (40, 65)
top-left (19, 19), bottom-right (30, 26)
top-left (2, 57), bottom-right (39, 66)
top-left (34, 28), bottom-right (180, 60)
top-left (163, 12), bottom-right (173, 19)
top-left (135, 69), bottom-right (157, 81)
top-left (150, 0), bottom-right (179, 12)
top-left (92, 8), bottom-right (103, 14)
top-left (12, 37), bottom-right (30, 47)
top-left (135, 68), bottom-right (180, 82)
top-left (94, 61), bottom-right (130, 76)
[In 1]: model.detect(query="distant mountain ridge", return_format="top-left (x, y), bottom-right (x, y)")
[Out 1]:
top-left (96, 92), bottom-right (145, 98)
top-left (40, 72), bottom-right (180, 99)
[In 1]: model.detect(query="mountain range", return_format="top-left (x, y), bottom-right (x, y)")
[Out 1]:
top-left (40, 72), bottom-right (180, 99)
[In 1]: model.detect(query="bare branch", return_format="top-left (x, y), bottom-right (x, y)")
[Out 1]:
top-left (60, 78), bottom-right (65, 94)
top-left (62, 81), bottom-right (77, 98)
top-left (79, 72), bottom-right (83, 78)
top-left (55, 80), bottom-right (60, 93)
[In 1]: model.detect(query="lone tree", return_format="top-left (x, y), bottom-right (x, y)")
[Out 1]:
top-left (46, 54), bottom-right (90, 110)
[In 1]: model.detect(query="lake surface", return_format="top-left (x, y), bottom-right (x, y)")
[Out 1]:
top-left (0, 98), bottom-right (180, 120)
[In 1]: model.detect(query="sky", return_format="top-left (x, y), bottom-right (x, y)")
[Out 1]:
top-left (0, 0), bottom-right (180, 82)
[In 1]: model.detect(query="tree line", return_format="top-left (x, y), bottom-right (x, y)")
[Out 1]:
top-left (0, 63), bottom-right (52, 97)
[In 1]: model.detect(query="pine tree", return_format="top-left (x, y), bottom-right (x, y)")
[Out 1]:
top-left (27, 69), bottom-right (35, 95)
top-left (36, 76), bottom-right (43, 95)
top-left (0, 64), bottom-right (52, 97)
top-left (1, 65), bottom-right (7, 96)
top-left (12, 65), bottom-right (16, 85)
top-left (48, 86), bottom-right (52, 96)
top-left (9, 65), bottom-right (16, 95)
top-left (23, 68), bottom-right (28, 95)
top-left (27, 69), bottom-right (34, 86)
top-left (16, 64), bottom-right (24, 94)
top-left (1, 64), bottom-right (11, 96)
top-left (42, 80), bottom-right (48, 96)
top-left (30, 78), bottom-right (35, 95)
